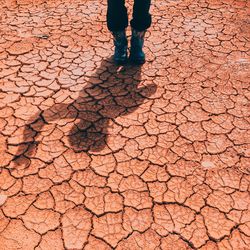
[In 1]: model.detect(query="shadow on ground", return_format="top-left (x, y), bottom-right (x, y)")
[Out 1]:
top-left (12, 57), bottom-right (157, 165)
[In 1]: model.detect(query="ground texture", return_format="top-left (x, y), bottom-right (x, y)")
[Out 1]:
top-left (0, 0), bottom-right (250, 249)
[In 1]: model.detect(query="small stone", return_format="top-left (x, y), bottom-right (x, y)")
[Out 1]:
top-left (202, 161), bottom-right (216, 169)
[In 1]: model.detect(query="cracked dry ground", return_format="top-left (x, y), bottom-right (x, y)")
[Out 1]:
top-left (0, 0), bottom-right (250, 249)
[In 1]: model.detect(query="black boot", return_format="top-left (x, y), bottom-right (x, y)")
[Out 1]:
top-left (129, 29), bottom-right (146, 65)
top-left (112, 30), bottom-right (128, 65)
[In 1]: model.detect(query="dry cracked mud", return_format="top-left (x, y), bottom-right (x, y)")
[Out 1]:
top-left (0, 0), bottom-right (250, 249)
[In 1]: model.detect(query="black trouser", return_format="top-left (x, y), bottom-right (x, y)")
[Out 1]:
top-left (107, 0), bottom-right (152, 32)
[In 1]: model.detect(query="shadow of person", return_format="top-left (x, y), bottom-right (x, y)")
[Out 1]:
top-left (12, 57), bottom-right (157, 166)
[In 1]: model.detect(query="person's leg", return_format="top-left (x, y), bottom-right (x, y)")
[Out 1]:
top-left (130, 0), bottom-right (152, 31)
top-left (129, 0), bottom-right (152, 64)
top-left (107, 0), bottom-right (128, 32)
top-left (107, 0), bottom-right (128, 64)
top-left (107, 0), bottom-right (129, 64)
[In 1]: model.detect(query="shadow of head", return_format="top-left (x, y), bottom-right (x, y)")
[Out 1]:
top-left (12, 57), bottom-right (157, 164)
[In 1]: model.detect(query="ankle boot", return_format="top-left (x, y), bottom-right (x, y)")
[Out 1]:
top-left (111, 30), bottom-right (128, 65)
top-left (129, 29), bottom-right (146, 64)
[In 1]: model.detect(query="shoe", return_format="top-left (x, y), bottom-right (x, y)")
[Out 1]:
top-left (111, 30), bottom-right (128, 65)
top-left (129, 29), bottom-right (146, 65)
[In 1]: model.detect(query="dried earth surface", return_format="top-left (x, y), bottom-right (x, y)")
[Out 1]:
top-left (0, 0), bottom-right (250, 249)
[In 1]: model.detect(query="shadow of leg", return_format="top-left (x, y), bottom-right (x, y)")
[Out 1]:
top-left (67, 58), bottom-right (157, 152)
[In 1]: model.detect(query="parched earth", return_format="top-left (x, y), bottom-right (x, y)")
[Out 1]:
top-left (0, 0), bottom-right (250, 249)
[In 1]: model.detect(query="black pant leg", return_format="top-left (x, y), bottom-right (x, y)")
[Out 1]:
top-left (130, 0), bottom-right (152, 31)
top-left (107, 0), bottom-right (128, 31)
